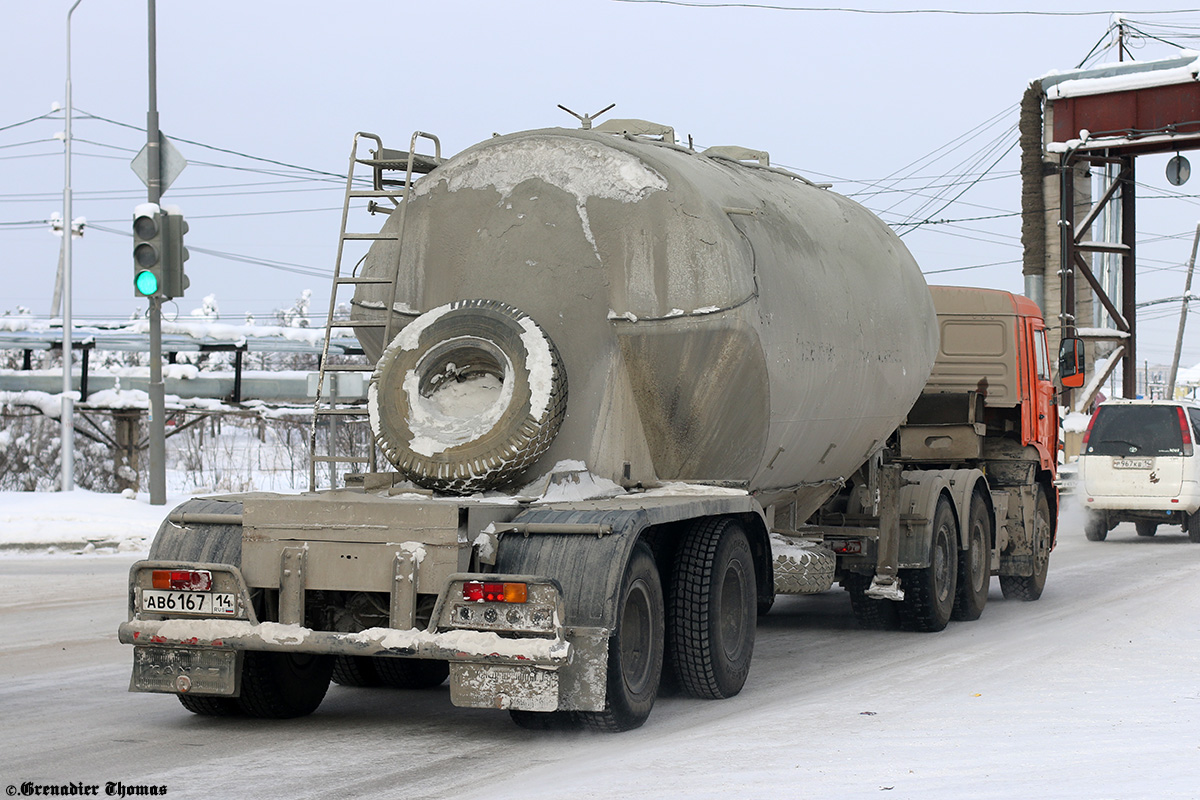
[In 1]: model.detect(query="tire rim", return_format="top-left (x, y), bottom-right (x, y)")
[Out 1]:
top-left (934, 525), bottom-right (954, 603)
top-left (622, 578), bottom-right (655, 695)
top-left (719, 558), bottom-right (749, 660)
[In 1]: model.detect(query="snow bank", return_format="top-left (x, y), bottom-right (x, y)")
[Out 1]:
top-left (0, 488), bottom-right (176, 554)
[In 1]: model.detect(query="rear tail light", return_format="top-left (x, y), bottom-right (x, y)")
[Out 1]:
top-left (463, 580), bottom-right (528, 603)
top-left (1178, 407), bottom-right (1194, 457)
top-left (832, 540), bottom-right (863, 555)
top-left (1081, 412), bottom-right (1098, 452)
top-left (151, 570), bottom-right (213, 591)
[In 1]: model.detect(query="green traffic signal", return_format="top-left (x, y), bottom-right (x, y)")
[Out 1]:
top-left (135, 269), bottom-right (160, 296)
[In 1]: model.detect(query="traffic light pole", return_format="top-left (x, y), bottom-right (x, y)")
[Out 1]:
top-left (145, 0), bottom-right (166, 506)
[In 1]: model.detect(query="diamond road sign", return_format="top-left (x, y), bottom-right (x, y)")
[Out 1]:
top-left (131, 135), bottom-right (187, 193)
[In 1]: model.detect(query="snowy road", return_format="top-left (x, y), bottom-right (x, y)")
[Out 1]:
top-left (2, 522), bottom-right (1198, 800)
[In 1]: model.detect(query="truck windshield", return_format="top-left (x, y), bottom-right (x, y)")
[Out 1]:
top-left (1086, 405), bottom-right (1186, 457)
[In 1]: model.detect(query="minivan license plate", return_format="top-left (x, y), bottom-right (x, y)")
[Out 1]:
top-left (1113, 458), bottom-right (1153, 470)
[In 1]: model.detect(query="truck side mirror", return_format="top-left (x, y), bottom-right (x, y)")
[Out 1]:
top-left (1059, 336), bottom-right (1085, 389)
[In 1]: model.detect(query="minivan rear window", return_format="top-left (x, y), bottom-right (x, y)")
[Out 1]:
top-left (1086, 405), bottom-right (1188, 457)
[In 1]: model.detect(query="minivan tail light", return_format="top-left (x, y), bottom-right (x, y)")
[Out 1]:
top-left (1178, 407), bottom-right (1194, 457)
top-left (1081, 412), bottom-right (1098, 452)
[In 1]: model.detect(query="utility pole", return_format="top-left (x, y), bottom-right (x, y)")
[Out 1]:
top-left (1167, 223), bottom-right (1200, 400)
top-left (61, 0), bottom-right (84, 492)
top-left (145, 0), bottom-right (167, 505)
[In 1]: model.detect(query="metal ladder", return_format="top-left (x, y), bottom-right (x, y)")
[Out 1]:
top-left (308, 130), bottom-right (443, 492)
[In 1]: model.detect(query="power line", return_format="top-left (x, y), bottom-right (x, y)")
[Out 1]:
top-left (611, 1), bottom-right (1200, 15)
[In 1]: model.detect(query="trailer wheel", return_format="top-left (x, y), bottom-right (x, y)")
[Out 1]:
top-left (149, 498), bottom-right (247, 717)
top-left (509, 710), bottom-right (579, 730)
top-left (369, 299), bottom-right (568, 495)
top-left (577, 543), bottom-right (664, 731)
top-left (331, 656), bottom-right (381, 687)
top-left (178, 694), bottom-right (241, 716)
top-left (372, 657), bottom-right (449, 689)
top-left (1000, 486), bottom-right (1051, 602)
top-left (899, 496), bottom-right (958, 632)
top-left (842, 572), bottom-right (901, 630)
top-left (668, 518), bottom-right (756, 699)
top-left (236, 651), bottom-right (334, 719)
top-left (952, 490), bottom-right (992, 622)
top-left (1084, 512), bottom-right (1107, 542)
top-left (1135, 521), bottom-right (1158, 537)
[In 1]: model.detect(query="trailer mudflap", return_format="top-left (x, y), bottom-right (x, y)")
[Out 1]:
top-left (450, 663), bottom-right (559, 711)
top-left (131, 646), bottom-right (241, 697)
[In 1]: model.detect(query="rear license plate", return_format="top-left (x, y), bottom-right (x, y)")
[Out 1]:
top-left (1113, 458), bottom-right (1154, 470)
top-left (141, 589), bottom-right (236, 616)
top-left (132, 646), bottom-right (239, 695)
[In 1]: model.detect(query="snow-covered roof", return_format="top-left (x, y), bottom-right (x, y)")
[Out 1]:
top-left (1040, 52), bottom-right (1200, 100)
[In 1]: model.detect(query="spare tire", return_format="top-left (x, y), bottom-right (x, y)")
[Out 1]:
top-left (369, 299), bottom-right (568, 494)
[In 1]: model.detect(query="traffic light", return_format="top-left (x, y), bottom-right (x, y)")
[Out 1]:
top-left (132, 205), bottom-right (164, 298)
top-left (163, 210), bottom-right (190, 298)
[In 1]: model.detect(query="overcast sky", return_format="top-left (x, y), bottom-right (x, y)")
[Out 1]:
top-left (6, 1), bottom-right (1200, 369)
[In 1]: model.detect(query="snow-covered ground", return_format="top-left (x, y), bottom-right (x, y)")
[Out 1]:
top-left (1, 490), bottom-right (1198, 799)
top-left (0, 488), bottom-right (174, 553)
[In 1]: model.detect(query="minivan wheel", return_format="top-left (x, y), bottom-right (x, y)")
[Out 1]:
top-left (1135, 521), bottom-right (1158, 538)
top-left (1084, 512), bottom-right (1107, 542)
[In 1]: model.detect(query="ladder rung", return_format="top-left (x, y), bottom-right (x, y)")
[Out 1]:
top-left (321, 363), bottom-right (375, 371)
top-left (315, 407), bottom-right (369, 416)
top-left (343, 232), bottom-right (400, 241)
top-left (335, 276), bottom-right (392, 285)
top-left (349, 189), bottom-right (406, 198)
top-left (312, 455), bottom-right (371, 464)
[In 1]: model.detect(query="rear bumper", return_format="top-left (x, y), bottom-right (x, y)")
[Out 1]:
top-left (118, 618), bottom-right (572, 667)
top-left (1081, 491), bottom-right (1200, 515)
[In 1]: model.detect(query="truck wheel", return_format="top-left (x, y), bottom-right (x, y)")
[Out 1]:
top-left (842, 572), bottom-right (901, 630)
top-left (178, 694), bottom-right (241, 717)
top-left (899, 496), bottom-right (958, 632)
top-left (1000, 486), bottom-right (1051, 602)
top-left (236, 651), bottom-right (334, 719)
top-left (331, 656), bottom-right (381, 687)
top-left (372, 657), bottom-right (449, 689)
top-left (509, 710), bottom-right (579, 730)
top-left (149, 498), bottom-right (247, 717)
top-left (668, 518), bottom-right (756, 699)
top-left (952, 490), bottom-right (992, 622)
top-left (149, 497), bottom-right (244, 563)
top-left (369, 299), bottom-right (568, 495)
top-left (1084, 512), bottom-right (1107, 542)
top-left (1135, 521), bottom-right (1158, 537)
top-left (577, 543), bottom-right (664, 731)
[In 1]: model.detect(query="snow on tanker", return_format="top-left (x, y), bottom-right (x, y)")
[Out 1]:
top-left (119, 117), bottom-right (1060, 731)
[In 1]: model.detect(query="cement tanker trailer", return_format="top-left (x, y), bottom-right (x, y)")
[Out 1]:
top-left (119, 120), bottom-right (1059, 731)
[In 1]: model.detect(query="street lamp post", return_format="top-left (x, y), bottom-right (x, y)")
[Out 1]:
top-left (61, 0), bottom-right (84, 492)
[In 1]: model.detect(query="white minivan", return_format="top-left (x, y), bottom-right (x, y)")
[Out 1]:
top-left (1079, 399), bottom-right (1200, 542)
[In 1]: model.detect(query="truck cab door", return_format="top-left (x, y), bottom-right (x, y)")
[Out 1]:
top-left (1030, 323), bottom-right (1058, 468)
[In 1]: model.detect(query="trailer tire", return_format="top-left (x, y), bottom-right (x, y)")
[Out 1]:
top-left (236, 651), bottom-right (334, 719)
top-left (899, 496), bottom-right (958, 632)
top-left (149, 499), bottom-right (248, 717)
top-left (952, 490), bottom-right (991, 622)
top-left (509, 710), bottom-right (580, 730)
top-left (148, 497), bottom-right (244, 563)
top-left (843, 572), bottom-right (901, 630)
top-left (1135, 521), bottom-right (1158, 537)
top-left (668, 518), bottom-right (756, 699)
top-left (331, 656), bottom-right (381, 687)
top-left (577, 543), bottom-right (663, 732)
top-left (178, 693), bottom-right (241, 717)
top-left (372, 657), bottom-right (449, 689)
top-left (1000, 485), bottom-right (1051, 602)
top-left (1084, 512), bottom-right (1107, 542)
top-left (369, 299), bottom-right (568, 495)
